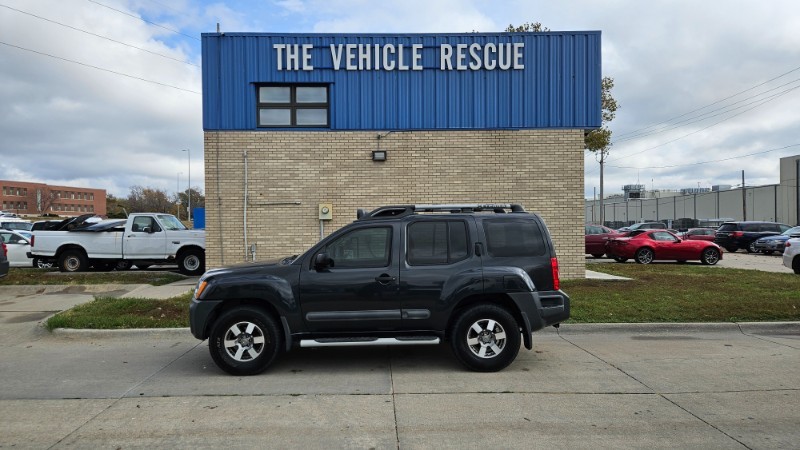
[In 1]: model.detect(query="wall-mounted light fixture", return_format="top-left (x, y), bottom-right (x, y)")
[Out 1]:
top-left (372, 150), bottom-right (387, 162)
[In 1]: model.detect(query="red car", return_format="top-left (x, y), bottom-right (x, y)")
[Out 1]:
top-left (606, 230), bottom-right (722, 265)
top-left (585, 224), bottom-right (621, 258)
top-left (683, 228), bottom-right (716, 241)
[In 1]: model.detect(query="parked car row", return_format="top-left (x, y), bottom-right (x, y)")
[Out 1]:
top-left (586, 220), bottom-right (800, 266)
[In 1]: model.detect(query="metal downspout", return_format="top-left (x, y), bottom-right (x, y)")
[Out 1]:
top-left (244, 150), bottom-right (249, 261)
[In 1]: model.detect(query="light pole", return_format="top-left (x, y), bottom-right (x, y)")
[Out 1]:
top-left (176, 172), bottom-right (182, 220)
top-left (182, 149), bottom-right (191, 222)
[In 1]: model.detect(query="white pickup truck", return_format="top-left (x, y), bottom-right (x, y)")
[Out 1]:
top-left (30, 213), bottom-right (206, 275)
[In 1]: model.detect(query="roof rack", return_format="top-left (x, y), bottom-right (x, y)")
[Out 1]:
top-left (357, 203), bottom-right (525, 220)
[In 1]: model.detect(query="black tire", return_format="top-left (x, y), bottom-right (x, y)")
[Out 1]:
top-left (612, 256), bottom-right (628, 263)
top-left (635, 248), bottom-right (654, 264)
top-left (58, 249), bottom-right (87, 272)
top-left (725, 246), bottom-right (738, 253)
top-left (115, 260), bottom-right (132, 271)
top-left (209, 306), bottom-right (282, 376)
top-left (591, 253), bottom-right (604, 259)
top-left (677, 260), bottom-right (687, 264)
top-left (793, 257), bottom-right (800, 275)
top-left (746, 241), bottom-right (757, 253)
top-left (178, 248), bottom-right (205, 276)
top-left (449, 304), bottom-right (521, 372)
top-left (700, 247), bottom-right (721, 265)
top-left (763, 251), bottom-right (774, 255)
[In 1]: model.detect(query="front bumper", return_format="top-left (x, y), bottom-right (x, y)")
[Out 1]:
top-left (189, 298), bottom-right (223, 340)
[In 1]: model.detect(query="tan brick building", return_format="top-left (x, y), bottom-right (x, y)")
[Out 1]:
top-left (0, 180), bottom-right (106, 217)
top-left (204, 129), bottom-right (585, 278)
top-left (202, 32), bottom-right (601, 279)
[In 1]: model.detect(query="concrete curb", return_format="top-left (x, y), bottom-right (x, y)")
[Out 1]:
top-left (550, 321), bottom-right (800, 335)
top-left (47, 321), bottom-right (800, 338)
top-left (50, 327), bottom-right (193, 339)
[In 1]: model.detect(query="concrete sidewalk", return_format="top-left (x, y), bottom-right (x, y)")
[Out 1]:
top-left (120, 276), bottom-right (199, 299)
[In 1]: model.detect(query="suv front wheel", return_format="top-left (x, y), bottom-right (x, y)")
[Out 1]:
top-left (209, 306), bottom-right (282, 376)
top-left (450, 304), bottom-right (521, 372)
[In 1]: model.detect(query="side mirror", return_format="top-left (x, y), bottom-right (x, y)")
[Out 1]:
top-left (142, 226), bottom-right (153, 234)
top-left (314, 252), bottom-right (334, 270)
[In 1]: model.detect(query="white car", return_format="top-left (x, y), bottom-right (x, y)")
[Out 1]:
top-left (782, 237), bottom-right (800, 274)
top-left (0, 229), bottom-right (34, 267)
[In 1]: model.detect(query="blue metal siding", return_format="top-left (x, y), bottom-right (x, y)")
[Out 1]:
top-left (202, 32), bottom-right (601, 131)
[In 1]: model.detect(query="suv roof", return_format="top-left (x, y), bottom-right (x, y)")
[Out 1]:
top-left (357, 203), bottom-right (526, 220)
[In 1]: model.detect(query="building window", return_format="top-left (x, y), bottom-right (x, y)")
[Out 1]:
top-left (257, 84), bottom-right (329, 128)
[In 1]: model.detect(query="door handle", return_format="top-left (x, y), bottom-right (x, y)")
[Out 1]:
top-left (375, 274), bottom-right (396, 284)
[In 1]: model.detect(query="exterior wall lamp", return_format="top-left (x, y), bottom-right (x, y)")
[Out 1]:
top-left (372, 150), bottom-right (387, 161)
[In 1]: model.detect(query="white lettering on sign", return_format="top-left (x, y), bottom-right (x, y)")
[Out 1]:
top-left (273, 44), bottom-right (314, 70)
top-left (276, 43), bottom-right (525, 71)
top-left (439, 43), bottom-right (524, 70)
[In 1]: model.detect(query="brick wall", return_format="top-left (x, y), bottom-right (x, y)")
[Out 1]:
top-left (203, 129), bottom-right (585, 278)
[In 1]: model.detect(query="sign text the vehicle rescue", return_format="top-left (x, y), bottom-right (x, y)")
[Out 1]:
top-left (273, 43), bottom-right (525, 71)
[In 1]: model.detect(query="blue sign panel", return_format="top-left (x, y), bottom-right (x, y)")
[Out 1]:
top-left (202, 32), bottom-right (601, 130)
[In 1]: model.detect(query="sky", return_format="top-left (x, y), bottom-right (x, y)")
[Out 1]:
top-left (1, 0), bottom-right (799, 201)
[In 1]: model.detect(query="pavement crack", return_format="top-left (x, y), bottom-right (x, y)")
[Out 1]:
top-left (388, 347), bottom-right (400, 450)
top-left (47, 339), bottom-right (205, 449)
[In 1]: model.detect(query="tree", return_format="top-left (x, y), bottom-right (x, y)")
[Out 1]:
top-left (505, 22), bottom-right (549, 32)
top-left (126, 185), bottom-right (172, 213)
top-left (106, 194), bottom-right (129, 218)
top-left (586, 76), bottom-right (619, 225)
top-left (27, 186), bottom-right (57, 215)
top-left (174, 187), bottom-right (205, 219)
top-left (507, 22), bottom-right (619, 224)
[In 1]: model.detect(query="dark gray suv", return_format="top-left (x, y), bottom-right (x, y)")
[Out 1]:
top-left (714, 221), bottom-right (792, 253)
top-left (190, 203), bottom-right (570, 375)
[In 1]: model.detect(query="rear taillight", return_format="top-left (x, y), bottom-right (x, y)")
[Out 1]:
top-left (732, 231), bottom-right (744, 237)
top-left (551, 257), bottom-right (560, 290)
top-left (787, 241), bottom-right (792, 248)
top-left (30, 235), bottom-right (34, 247)
top-left (1, 242), bottom-right (6, 258)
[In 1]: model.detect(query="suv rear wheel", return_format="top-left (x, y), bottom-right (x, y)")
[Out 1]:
top-left (450, 304), bottom-right (521, 372)
top-left (209, 306), bottom-right (282, 376)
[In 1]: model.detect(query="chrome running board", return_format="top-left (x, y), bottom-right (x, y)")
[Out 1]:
top-left (300, 336), bottom-right (440, 348)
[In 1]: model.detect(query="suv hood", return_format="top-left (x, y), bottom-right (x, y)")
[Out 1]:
top-left (202, 256), bottom-right (296, 279)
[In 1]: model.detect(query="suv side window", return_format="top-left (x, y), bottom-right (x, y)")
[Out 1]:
top-left (484, 219), bottom-right (546, 257)
top-left (408, 221), bottom-right (468, 265)
top-left (325, 227), bottom-right (392, 268)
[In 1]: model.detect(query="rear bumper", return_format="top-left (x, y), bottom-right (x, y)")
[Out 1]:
top-left (509, 289), bottom-right (570, 349)
top-left (0, 260), bottom-right (9, 278)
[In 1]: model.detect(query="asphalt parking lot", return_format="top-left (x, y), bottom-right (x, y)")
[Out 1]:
top-left (0, 261), bottom-right (798, 448)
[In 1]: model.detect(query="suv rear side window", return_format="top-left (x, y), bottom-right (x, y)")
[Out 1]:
top-left (718, 223), bottom-right (737, 232)
top-left (407, 221), bottom-right (468, 265)
top-left (484, 220), bottom-right (546, 257)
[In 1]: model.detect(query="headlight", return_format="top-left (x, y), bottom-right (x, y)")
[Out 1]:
top-left (193, 280), bottom-right (209, 299)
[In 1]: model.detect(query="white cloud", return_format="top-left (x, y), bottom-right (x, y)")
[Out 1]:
top-left (3, 0), bottom-right (800, 204)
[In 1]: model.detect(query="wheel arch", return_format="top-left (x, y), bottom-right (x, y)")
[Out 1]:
top-left (201, 298), bottom-right (290, 351)
top-left (446, 293), bottom-right (531, 349)
top-left (55, 244), bottom-right (88, 260)
top-left (176, 244), bottom-right (205, 259)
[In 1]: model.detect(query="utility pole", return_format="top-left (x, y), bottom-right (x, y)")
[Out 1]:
top-left (742, 170), bottom-right (746, 221)
top-left (599, 148), bottom-right (608, 226)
